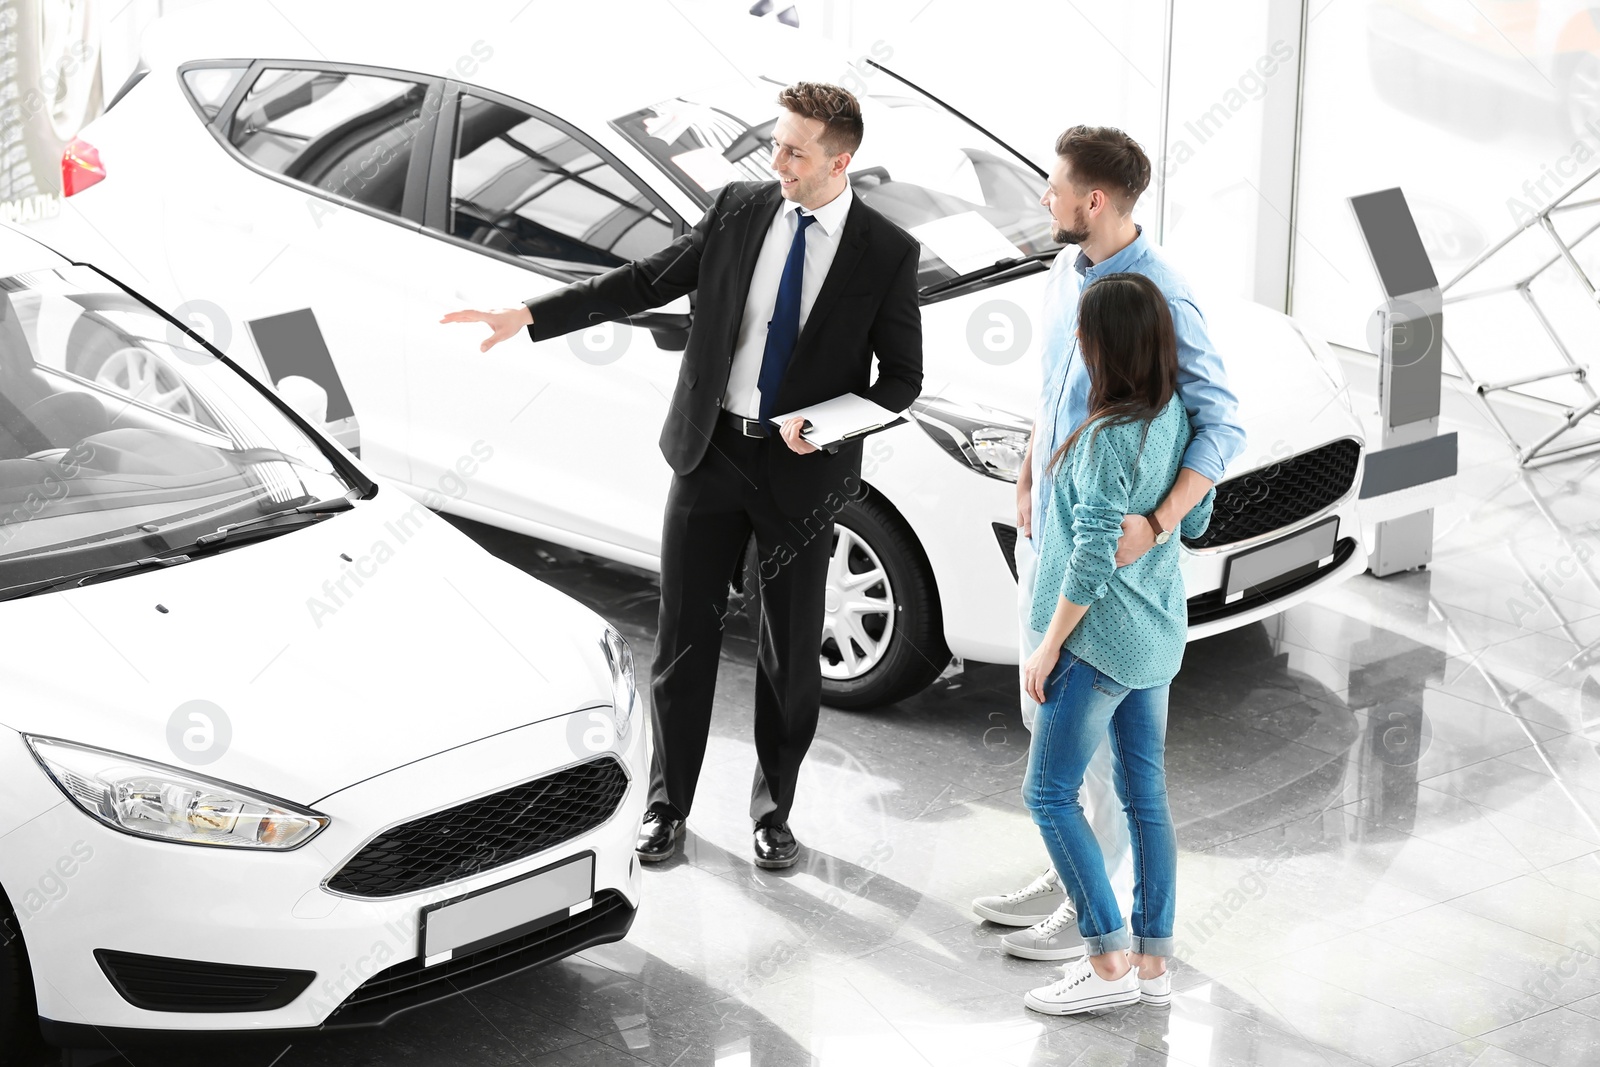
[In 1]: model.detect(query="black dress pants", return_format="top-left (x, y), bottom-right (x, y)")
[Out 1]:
top-left (647, 419), bottom-right (834, 829)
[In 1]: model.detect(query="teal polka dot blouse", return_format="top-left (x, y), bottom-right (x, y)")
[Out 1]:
top-left (1028, 393), bottom-right (1216, 689)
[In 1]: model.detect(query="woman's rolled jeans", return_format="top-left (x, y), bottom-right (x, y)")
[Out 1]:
top-left (1022, 650), bottom-right (1176, 957)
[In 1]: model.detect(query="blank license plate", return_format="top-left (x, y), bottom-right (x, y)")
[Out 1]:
top-left (1222, 518), bottom-right (1338, 603)
top-left (419, 852), bottom-right (594, 966)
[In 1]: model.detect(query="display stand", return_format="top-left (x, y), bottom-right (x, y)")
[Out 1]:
top-left (1349, 187), bottom-right (1458, 577)
top-left (1439, 160), bottom-right (1600, 467)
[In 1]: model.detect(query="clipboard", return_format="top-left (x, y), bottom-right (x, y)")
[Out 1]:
top-left (803, 416), bottom-right (909, 453)
top-left (769, 394), bottom-right (909, 453)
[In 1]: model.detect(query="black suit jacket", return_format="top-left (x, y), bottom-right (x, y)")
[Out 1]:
top-left (523, 180), bottom-right (924, 515)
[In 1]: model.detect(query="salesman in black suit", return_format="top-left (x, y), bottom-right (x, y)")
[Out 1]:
top-left (442, 82), bottom-right (922, 869)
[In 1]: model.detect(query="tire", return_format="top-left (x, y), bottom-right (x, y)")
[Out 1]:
top-left (0, 893), bottom-right (45, 1067)
top-left (0, 0), bottom-right (104, 203)
top-left (65, 318), bottom-right (206, 426)
top-left (729, 488), bottom-right (951, 710)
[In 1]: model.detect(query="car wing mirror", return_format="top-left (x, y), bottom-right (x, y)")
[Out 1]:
top-left (631, 309), bottom-right (693, 351)
top-left (275, 374), bottom-right (329, 426)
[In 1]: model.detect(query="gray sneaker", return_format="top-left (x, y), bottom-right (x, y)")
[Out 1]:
top-left (972, 867), bottom-right (1068, 927)
top-left (1001, 900), bottom-right (1086, 961)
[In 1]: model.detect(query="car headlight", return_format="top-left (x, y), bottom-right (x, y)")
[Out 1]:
top-left (910, 396), bottom-right (1032, 482)
top-left (600, 625), bottom-right (637, 737)
top-left (24, 736), bottom-right (328, 850)
top-left (1293, 323), bottom-right (1356, 413)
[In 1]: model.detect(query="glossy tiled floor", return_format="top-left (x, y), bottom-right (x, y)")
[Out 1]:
top-left (84, 366), bottom-right (1600, 1066)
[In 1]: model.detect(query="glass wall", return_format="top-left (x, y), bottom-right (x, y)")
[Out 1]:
top-left (1294, 0), bottom-right (1600, 408)
top-left (1161, 0), bottom-right (1300, 308)
top-left (760, 0), bottom-right (1167, 225)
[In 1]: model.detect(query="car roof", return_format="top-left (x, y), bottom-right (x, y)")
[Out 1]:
top-left (0, 222), bottom-right (72, 277)
top-left (145, 0), bottom-right (847, 128)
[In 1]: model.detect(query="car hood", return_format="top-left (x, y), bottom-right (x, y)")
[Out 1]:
top-left (921, 270), bottom-right (1364, 477)
top-left (0, 482), bottom-right (614, 804)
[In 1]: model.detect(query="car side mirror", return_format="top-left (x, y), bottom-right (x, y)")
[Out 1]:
top-left (632, 309), bottom-right (692, 351)
top-left (275, 374), bottom-right (328, 426)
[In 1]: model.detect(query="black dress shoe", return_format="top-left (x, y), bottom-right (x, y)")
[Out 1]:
top-left (753, 823), bottom-right (800, 869)
top-left (636, 809), bottom-right (685, 863)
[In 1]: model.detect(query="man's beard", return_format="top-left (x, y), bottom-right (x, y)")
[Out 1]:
top-left (1055, 205), bottom-right (1090, 246)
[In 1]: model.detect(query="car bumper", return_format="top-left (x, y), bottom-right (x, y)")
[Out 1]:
top-left (10, 710), bottom-right (649, 1040)
top-left (930, 486), bottom-right (1368, 665)
top-left (1185, 533), bottom-right (1369, 641)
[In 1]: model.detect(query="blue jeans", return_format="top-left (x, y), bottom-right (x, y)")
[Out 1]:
top-left (1015, 528), bottom-right (1134, 917)
top-left (1022, 650), bottom-right (1176, 957)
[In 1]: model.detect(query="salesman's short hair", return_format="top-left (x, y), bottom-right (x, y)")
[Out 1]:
top-left (1054, 125), bottom-right (1151, 213)
top-left (777, 82), bottom-right (864, 158)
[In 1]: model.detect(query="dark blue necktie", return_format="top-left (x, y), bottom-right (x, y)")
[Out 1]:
top-left (757, 210), bottom-right (816, 431)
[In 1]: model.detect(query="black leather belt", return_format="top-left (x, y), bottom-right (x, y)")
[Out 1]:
top-left (718, 409), bottom-right (767, 438)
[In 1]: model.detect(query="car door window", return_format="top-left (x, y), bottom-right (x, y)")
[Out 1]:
top-left (228, 67), bottom-right (428, 217)
top-left (448, 94), bottom-right (673, 275)
top-left (179, 64), bottom-right (248, 121)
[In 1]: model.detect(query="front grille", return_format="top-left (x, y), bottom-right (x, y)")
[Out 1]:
top-left (992, 522), bottom-right (1019, 580)
top-left (94, 950), bottom-right (314, 1013)
top-left (324, 889), bottom-right (634, 1029)
top-left (1185, 439), bottom-right (1359, 550)
top-left (327, 757), bottom-right (629, 898)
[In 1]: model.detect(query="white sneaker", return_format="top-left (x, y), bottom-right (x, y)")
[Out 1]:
top-left (1139, 969), bottom-right (1172, 1006)
top-left (972, 867), bottom-right (1069, 927)
top-left (1023, 956), bottom-right (1140, 1015)
top-left (1000, 900), bottom-right (1085, 960)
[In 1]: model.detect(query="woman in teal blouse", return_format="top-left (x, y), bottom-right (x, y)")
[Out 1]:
top-left (1017, 272), bottom-right (1216, 1016)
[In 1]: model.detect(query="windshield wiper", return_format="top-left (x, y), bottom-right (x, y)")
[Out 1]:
top-left (0, 554), bottom-right (193, 602)
top-left (919, 249), bottom-right (1059, 299)
top-left (0, 491), bottom-right (362, 602)
top-left (190, 489), bottom-right (360, 548)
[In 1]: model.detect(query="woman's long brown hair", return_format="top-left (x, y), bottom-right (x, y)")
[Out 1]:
top-left (1047, 271), bottom-right (1180, 476)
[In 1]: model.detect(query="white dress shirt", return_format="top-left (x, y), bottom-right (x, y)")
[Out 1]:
top-left (722, 180), bottom-right (855, 419)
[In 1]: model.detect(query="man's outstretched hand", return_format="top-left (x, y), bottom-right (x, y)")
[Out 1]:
top-left (439, 306), bottom-right (533, 353)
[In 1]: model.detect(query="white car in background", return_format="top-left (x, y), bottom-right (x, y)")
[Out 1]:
top-left (37, 0), bottom-right (1369, 709)
top-left (0, 0), bottom-right (213, 211)
top-left (0, 224), bottom-right (647, 1056)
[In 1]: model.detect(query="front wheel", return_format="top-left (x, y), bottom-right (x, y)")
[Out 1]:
top-left (64, 315), bottom-right (205, 425)
top-left (731, 489), bottom-right (951, 710)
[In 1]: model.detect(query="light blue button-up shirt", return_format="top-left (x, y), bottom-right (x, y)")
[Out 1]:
top-left (1028, 225), bottom-right (1246, 543)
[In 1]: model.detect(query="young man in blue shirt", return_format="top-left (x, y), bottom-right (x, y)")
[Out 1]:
top-left (971, 126), bottom-right (1246, 964)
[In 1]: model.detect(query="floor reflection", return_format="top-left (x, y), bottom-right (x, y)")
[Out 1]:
top-left (410, 498), bottom-right (1595, 1066)
top-left (66, 452), bottom-right (1600, 1064)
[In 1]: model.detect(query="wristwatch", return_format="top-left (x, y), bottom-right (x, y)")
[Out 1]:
top-left (1148, 511), bottom-right (1172, 545)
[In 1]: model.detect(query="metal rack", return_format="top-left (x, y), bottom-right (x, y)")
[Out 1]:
top-left (1441, 161), bottom-right (1600, 467)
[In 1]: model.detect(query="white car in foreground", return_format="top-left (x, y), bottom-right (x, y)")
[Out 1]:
top-left (40, 0), bottom-right (1369, 709)
top-left (0, 224), bottom-right (647, 1056)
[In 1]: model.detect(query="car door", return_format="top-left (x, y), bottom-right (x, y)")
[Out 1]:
top-left (159, 59), bottom-right (445, 484)
top-left (407, 82), bottom-right (690, 562)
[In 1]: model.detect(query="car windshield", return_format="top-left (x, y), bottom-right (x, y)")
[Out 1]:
top-left (611, 72), bottom-right (1059, 290)
top-left (0, 264), bottom-right (356, 595)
